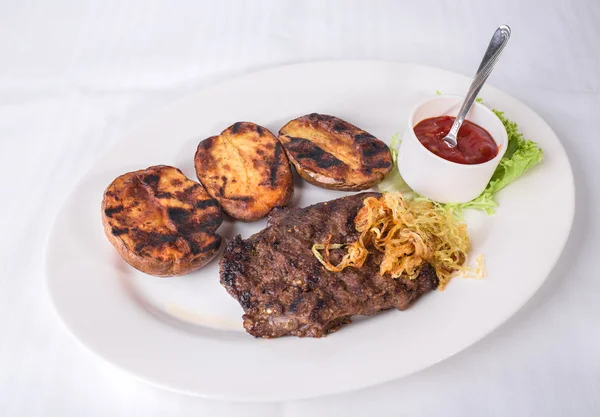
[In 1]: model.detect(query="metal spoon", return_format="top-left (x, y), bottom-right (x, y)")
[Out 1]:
top-left (442, 25), bottom-right (511, 148)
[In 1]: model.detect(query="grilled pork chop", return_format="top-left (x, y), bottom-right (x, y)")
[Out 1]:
top-left (220, 192), bottom-right (439, 338)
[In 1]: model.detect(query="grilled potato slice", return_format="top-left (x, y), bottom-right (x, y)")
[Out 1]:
top-left (101, 165), bottom-right (223, 277)
top-left (194, 122), bottom-right (293, 221)
top-left (278, 113), bottom-right (393, 191)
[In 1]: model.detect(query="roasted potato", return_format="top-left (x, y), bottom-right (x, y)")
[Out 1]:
top-left (278, 113), bottom-right (393, 191)
top-left (101, 165), bottom-right (223, 277)
top-left (194, 122), bottom-right (293, 221)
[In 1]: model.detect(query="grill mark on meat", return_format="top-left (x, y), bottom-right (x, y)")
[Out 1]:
top-left (220, 193), bottom-right (439, 338)
top-left (310, 298), bottom-right (327, 322)
top-left (240, 291), bottom-right (253, 309)
top-left (306, 273), bottom-right (319, 289)
top-left (221, 236), bottom-right (247, 288)
top-left (222, 268), bottom-right (237, 287)
top-left (288, 295), bottom-right (304, 314)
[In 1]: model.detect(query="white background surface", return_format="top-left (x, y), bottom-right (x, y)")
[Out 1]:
top-left (0, 1), bottom-right (598, 416)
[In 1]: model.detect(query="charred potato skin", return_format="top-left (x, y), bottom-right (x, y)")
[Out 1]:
top-left (278, 113), bottom-right (393, 191)
top-left (101, 165), bottom-right (223, 277)
top-left (194, 122), bottom-right (293, 221)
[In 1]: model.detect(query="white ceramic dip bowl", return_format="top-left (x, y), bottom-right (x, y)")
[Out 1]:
top-left (397, 95), bottom-right (508, 203)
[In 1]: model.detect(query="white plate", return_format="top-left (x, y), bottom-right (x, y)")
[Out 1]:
top-left (45, 61), bottom-right (574, 401)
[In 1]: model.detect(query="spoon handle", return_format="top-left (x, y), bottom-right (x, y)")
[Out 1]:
top-left (448, 25), bottom-right (511, 141)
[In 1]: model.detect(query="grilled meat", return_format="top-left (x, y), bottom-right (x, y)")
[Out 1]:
top-left (220, 192), bottom-right (439, 338)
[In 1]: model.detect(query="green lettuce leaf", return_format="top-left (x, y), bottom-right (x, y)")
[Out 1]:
top-left (377, 134), bottom-right (416, 198)
top-left (447, 110), bottom-right (544, 214)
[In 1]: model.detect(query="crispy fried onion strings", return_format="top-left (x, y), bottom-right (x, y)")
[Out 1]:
top-left (312, 193), bottom-right (480, 290)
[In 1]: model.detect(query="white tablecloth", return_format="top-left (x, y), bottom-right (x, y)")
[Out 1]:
top-left (1, 1), bottom-right (599, 415)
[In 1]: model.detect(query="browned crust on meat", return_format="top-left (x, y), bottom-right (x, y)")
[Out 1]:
top-left (220, 193), bottom-right (439, 338)
top-left (278, 113), bottom-right (393, 191)
top-left (101, 165), bottom-right (223, 277)
top-left (194, 122), bottom-right (293, 221)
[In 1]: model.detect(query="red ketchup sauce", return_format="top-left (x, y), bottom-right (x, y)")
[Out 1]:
top-left (413, 116), bottom-right (498, 164)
